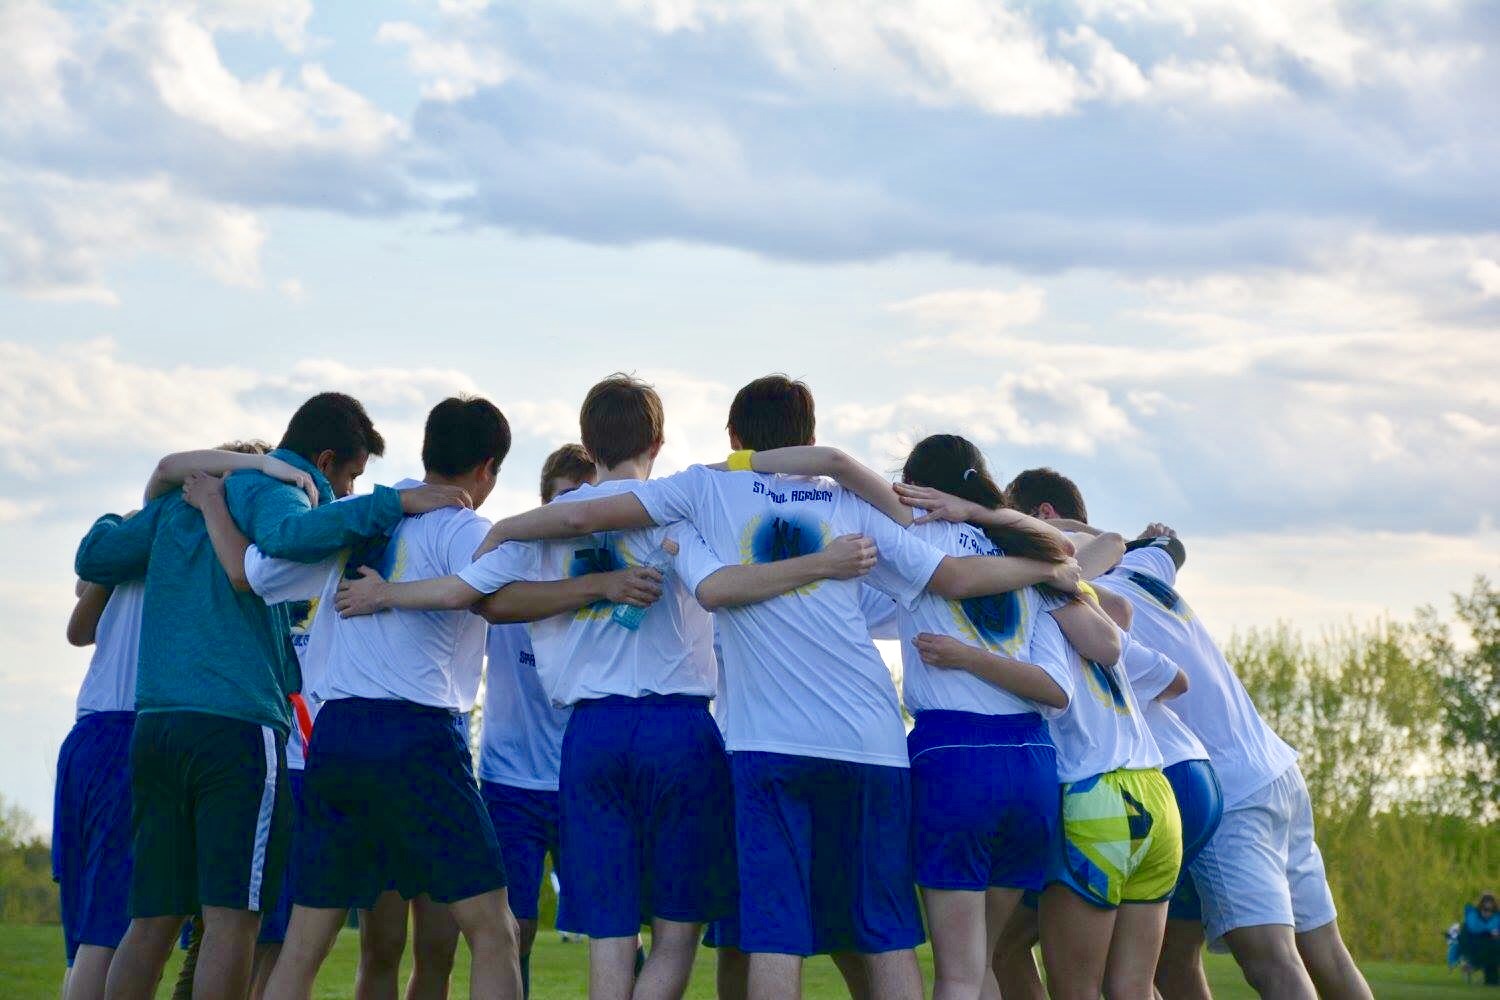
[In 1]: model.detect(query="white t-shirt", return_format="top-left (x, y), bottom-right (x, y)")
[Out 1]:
top-left (634, 466), bottom-right (946, 767)
top-left (459, 478), bottom-right (718, 707)
top-left (76, 581), bottom-right (144, 717)
top-left (1098, 544), bottom-right (1295, 807)
top-left (899, 519), bottom-right (1071, 718)
top-left (1032, 610), bottom-right (1162, 783)
top-left (244, 545), bottom-right (343, 769)
top-left (480, 623), bottom-right (570, 790)
top-left (1120, 629), bottom-right (1208, 768)
top-left (316, 479), bottom-right (492, 712)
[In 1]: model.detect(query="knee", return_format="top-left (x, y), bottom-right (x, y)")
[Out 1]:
top-left (360, 925), bottom-right (407, 973)
top-left (412, 931), bottom-right (458, 976)
top-left (462, 910), bottom-right (519, 957)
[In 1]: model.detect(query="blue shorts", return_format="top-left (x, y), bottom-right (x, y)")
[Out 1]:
top-left (1163, 758), bottom-right (1224, 921)
top-left (298, 698), bottom-right (506, 909)
top-left (733, 750), bottom-right (924, 956)
top-left (53, 712), bottom-right (135, 963)
top-left (482, 781), bottom-right (564, 925)
top-left (258, 768), bottom-right (305, 944)
top-left (909, 710), bottom-right (1057, 892)
top-left (558, 695), bottom-right (734, 937)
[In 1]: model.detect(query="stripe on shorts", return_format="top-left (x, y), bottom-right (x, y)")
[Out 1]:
top-left (248, 726), bottom-right (278, 911)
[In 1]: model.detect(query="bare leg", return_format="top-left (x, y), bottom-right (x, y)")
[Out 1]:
top-left (922, 888), bottom-right (988, 1000)
top-left (192, 906), bottom-right (262, 1000)
top-left (861, 949), bottom-right (923, 1000)
top-left (446, 888), bottom-right (522, 1000)
top-left (249, 943), bottom-right (281, 1000)
top-left (632, 919), bottom-right (701, 999)
top-left (980, 888), bottom-right (1023, 1000)
top-left (991, 904), bottom-right (1045, 1000)
top-left (830, 952), bottom-right (870, 1000)
top-left (748, 953), bottom-right (801, 1000)
top-left (587, 937), bottom-right (638, 1000)
top-left (1038, 885), bottom-right (1115, 1000)
top-left (1103, 903), bottom-right (1168, 1000)
top-left (1222, 924), bottom-right (1317, 1000)
top-left (103, 916), bottom-right (184, 1000)
top-left (64, 945), bottom-right (115, 1000)
top-left (716, 947), bottom-right (750, 1000)
top-left (262, 906), bottom-right (348, 1000)
top-left (1295, 922), bottom-right (1374, 1000)
top-left (408, 896), bottom-right (459, 1000)
top-left (357, 892), bottom-right (408, 1000)
top-left (1154, 919), bottom-right (1211, 1000)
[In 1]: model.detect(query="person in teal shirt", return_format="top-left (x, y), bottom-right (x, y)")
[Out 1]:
top-left (74, 392), bottom-right (471, 1000)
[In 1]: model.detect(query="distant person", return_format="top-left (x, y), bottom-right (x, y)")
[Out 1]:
top-left (1462, 892), bottom-right (1500, 986)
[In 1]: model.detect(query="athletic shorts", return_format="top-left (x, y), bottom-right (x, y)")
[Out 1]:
top-left (298, 698), bottom-right (506, 909)
top-left (1190, 764), bottom-right (1337, 947)
top-left (128, 712), bottom-right (291, 918)
top-left (1050, 766), bottom-right (1182, 909)
top-left (557, 695), bottom-right (734, 938)
top-left (1162, 758), bottom-right (1224, 922)
top-left (53, 711), bottom-right (135, 962)
top-left (257, 768), bottom-right (305, 944)
top-left (733, 750), bottom-right (924, 956)
top-left (482, 781), bottom-right (566, 925)
top-left (909, 710), bottom-right (1058, 892)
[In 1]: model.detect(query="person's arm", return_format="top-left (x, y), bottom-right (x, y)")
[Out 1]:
top-left (334, 565), bottom-right (666, 622)
top-left (1126, 528), bottom-right (1187, 570)
top-left (925, 553), bottom-right (1082, 600)
top-left (181, 472), bottom-right (253, 592)
top-left (230, 475), bottom-right (468, 564)
top-left (1120, 631), bottom-right (1188, 701)
top-left (912, 633), bottom-right (1069, 709)
top-left (474, 492), bottom-right (657, 557)
top-left (890, 483), bottom-right (1073, 556)
top-left (74, 501), bottom-right (166, 586)
top-left (1074, 531), bottom-right (1125, 579)
top-left (1157, 670), bottom-right (1189, 699)
top-left (146, 449), bottom-right (319, 507)
top-left (1045, 517), bottom-right (1100, 536)
top-left (695, 534), bottom-right (877, 610)
top-left (1095, 586), bottom-right (1134, 629)
top-left (66, 580), bottom-right (112, 647)
top-left (744, 447), bottom-right (911, 525)
top-left (1049, 590), bottom-right (1123, 665)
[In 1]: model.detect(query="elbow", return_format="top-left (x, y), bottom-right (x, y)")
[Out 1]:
top-left (925, 560), bottom-right (963, 599)
top-left (1162, 671), bottom-right (1189, 700)
top-left (1100, 532), bottom-right (1126, 562)
top-left (228, 570), bottom-right (253, 594)
top-left (1098, 590), bottom-right (1133, 630)
top-left (695, 582), bottom-right (727, 612)
top-left (1088, 628), bottom-right (1123, 667)
top-left (1039, 683), bottom-right (1070, 712)
top-left (65, 624), bottom-right (94, 648)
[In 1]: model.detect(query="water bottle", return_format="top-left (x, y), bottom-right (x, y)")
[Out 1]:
top-left (611, 546), bottom-right (674, 630)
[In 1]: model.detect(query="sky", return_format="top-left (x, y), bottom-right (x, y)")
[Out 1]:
top-left (0, 0), bottom-right (1497, 830)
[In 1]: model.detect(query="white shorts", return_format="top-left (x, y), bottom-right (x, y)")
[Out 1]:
top-left (1188, 764), bottom-right (1337, 948)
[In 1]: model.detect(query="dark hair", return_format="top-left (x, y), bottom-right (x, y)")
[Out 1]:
top-left (727, 374), bottom-right (815, 451)
top-left (421, 396), bottom-right (511, 477)
top-left (1005, 467), bottom-right (1087, 523)
top-left (217, 439), bottom-right (272, 456)
top-left (580, 374), bottom-right (664, 470)
top-left (902, 435), bottom-right (1070, 562)
top-left (278, 392), bottom-right (385, 464)
top-left (540, 443), bottom-right (595, 502)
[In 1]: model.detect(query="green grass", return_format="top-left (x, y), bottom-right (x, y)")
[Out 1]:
top-left (0, 922), bottom-right (1479, 998)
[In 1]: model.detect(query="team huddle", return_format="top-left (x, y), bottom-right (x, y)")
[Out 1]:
top-left (57, 374), bottom-right (1378, 1000)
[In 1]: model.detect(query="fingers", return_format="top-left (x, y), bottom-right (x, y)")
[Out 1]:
top-left (911, 511), bottom-right (938, 523)
top-left (661, 538), bottom-right (680, 556)
top-left (301, 474), bottom-right (319, 508)
top-left (356, 566), bottom-right (383, 582)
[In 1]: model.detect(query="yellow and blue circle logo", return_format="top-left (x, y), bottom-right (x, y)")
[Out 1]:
top-left (568, 533), bottom-right (638, 621)
top-left (1082, 656), bottom-right (1132, 716)
top-left (948, 589), bottom-right (1029, 657)
top-left (738, 514), bottom-right (831, 596)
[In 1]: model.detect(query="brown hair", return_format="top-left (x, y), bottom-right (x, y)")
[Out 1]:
top-left (1004, 467), bottom-right (1088, 523)
top-left (218, 439), bottom-right (272, 455)
top-left (540, 443), bottom-right (595, 502)
top-left (579, 374), bottom-right (664, 470)
top-left (727, 374), bottom-right (815, 451)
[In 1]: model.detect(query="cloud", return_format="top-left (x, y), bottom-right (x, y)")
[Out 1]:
top-left (376, 21), bottom-right (511, 102)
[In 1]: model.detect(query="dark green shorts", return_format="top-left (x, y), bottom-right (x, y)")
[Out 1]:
top-left (129, 712), bottom-right (291, 917)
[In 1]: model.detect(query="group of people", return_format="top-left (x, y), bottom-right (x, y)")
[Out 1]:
top-left (56, 372), bottom-right (1381, 1000)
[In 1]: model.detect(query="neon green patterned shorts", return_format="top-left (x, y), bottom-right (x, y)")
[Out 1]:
top-left (1053, 767), bottom-right (1182, 908)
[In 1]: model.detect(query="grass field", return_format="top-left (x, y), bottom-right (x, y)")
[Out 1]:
top-left (0, 923), bottom-right (1480, 998)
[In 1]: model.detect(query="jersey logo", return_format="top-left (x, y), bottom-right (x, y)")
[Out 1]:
top-left (739, 513), bottom-right (831, 596)
top-left (1120, 570), bottom-right (1194, 624)
top-left (1083, 657), bottom-right (1132, 716)
top-left (567, 533), bottom-right (637, 621)
top-left (948, 589), bottom-right (1029, 657)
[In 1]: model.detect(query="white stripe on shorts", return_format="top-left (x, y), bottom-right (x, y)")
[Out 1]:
top-left (247, 726), bottom-right (278, 911)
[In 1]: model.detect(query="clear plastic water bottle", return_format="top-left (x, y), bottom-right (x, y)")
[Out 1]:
top-left (611, 546), bottom-right (674, 630)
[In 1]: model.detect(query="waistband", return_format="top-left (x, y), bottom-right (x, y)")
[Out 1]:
top-left (323, 696), bottom-right (462, 721)
top-left (912, 709), bottom-right (1047, 734)
top-left (909, 709), bottom-right (1052, 757)
top-left (74, 710), bottom-right (135, 726)
top-left (573, 694), bottom-right (711, 710)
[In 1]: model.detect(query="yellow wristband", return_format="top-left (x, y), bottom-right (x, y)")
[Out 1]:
top-left (1075, 580), bottom-right (1099, 602)
top-left (727, 449), bottom-right (755, 472)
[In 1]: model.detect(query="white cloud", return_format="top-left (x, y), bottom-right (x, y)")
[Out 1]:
top-left (0, 1), bottom-right (73, 128)
top-left (377, 21), bottom-right (511, 102)
top-left (1469, 258), bottom-right (1500, 298)
top-left (888, 286), bottom-right (1045, 330)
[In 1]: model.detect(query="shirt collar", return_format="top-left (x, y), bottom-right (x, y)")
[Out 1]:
top-left (270, 448), bottom-right (335, 504)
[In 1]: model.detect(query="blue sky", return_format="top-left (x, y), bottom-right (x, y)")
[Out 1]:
top-left (1, 0), bottom-right (1497, 828)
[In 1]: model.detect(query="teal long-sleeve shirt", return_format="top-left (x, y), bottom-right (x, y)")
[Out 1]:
top-left (74, 448), bottom-right (404, 735)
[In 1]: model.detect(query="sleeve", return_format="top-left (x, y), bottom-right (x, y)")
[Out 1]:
top-left (668, 524), bottom-right (727, 598)
top-left (226, 472), bottom-right (403, 563)
top-left (244, 545), bottom-right (342, 604)
top-left (445, 515), bottom-right (494, 573)
top-left (74, 497), bottom-right (169, 585)
top-left (632, 466), bottom-right (706, 527)
top-left (458, 540), bottom-right (541, 595)
top-left (1027, 611), bottom-right (1077, 718)
top-left (1119, 543), bottom-right (1179, 586)
top-left (1121, 630), bottom-right (1181, 702)
top-left (1125, 534), bottom-right (1186, 570)
top-left (858, 586), bottom-right (900, 641)
top-left (847, 494), bottom-right (946, 610)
